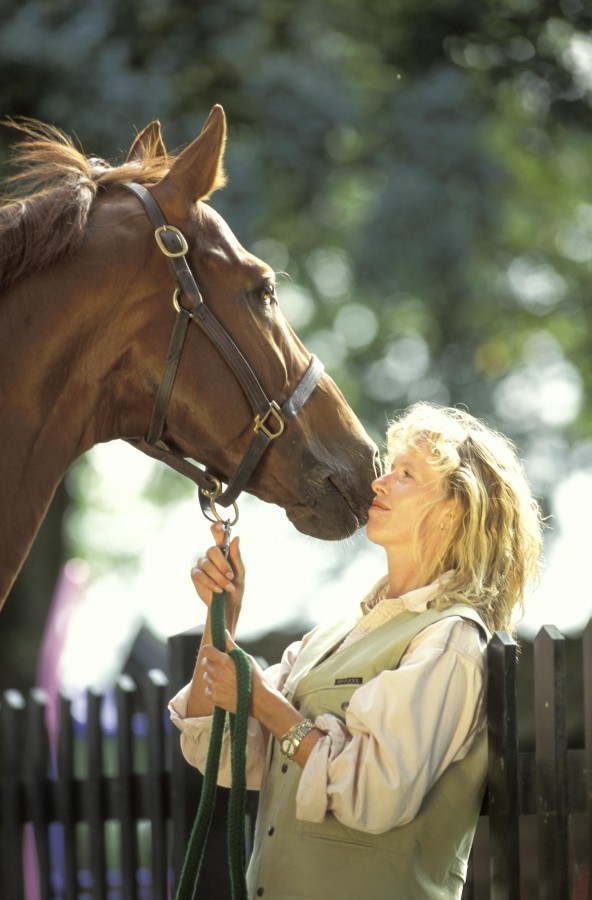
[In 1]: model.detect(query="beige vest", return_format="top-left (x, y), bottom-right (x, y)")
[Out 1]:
top-left (246, 604), bottom-right (488, 900)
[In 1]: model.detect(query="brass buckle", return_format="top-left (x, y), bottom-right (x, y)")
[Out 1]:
top-left (254, 401), bottom-right (285, 440)
top-left (154, 225), bottom-right (189, 258)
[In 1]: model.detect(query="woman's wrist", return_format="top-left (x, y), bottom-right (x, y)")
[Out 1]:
top-left (251, 679), bottom-right (304, 741)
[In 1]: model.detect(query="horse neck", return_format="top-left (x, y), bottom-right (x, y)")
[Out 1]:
top-left (0, 264), bottom-right (135, 608)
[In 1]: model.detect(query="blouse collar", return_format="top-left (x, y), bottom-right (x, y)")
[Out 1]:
top-left (360, 572), bottom-right (454, 616)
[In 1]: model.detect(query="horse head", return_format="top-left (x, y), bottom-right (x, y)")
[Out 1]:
top-left (0, 107), bottom-right (380, 603)
top-left (109, 106), bottom-right (380, 539)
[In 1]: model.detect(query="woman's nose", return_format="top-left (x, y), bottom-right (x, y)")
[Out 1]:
top-left (371, 474), bottom-right (387, 494)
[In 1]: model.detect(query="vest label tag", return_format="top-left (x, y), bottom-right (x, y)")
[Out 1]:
top-left (334, 677), bottom-right (363, 685)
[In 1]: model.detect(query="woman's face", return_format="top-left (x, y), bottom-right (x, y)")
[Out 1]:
top-left (366, 443), bottom-right (454, 556)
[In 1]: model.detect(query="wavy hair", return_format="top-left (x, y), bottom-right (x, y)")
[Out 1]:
top-left (385, 403), bottom-right (544, 635)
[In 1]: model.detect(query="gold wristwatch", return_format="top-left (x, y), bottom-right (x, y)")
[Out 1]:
top-left (279, 718), bottom-right (316, 759)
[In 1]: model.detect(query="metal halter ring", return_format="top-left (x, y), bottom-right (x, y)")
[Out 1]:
top-left (201, 478), bottom-right (240, 526)
top-left (172, 288), bottom-right (185, 315)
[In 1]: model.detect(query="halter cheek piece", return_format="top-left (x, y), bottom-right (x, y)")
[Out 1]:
top-left (122, 182), bottom-right (324, 515)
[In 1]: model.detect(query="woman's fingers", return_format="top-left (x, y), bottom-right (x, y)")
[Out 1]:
top-left (200, 644), bottom-right (239, 712)
top-left (191, 524), bottom-right (246, 606)
top-left (191, 557), bottom-right (235, 596)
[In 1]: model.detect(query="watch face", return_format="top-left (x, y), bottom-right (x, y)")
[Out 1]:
top-left (281, 738), bottom-right (293, 757)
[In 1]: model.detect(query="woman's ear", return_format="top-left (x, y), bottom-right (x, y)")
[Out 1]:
top-left (441, 495), bottom-right (461, 530)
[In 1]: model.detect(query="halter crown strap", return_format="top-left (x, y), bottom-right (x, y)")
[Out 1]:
top-left (123, 182), bottom-right (324, 507)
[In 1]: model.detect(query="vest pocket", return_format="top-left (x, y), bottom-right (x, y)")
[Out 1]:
top-left (293, 821), bottom-right (407, 900)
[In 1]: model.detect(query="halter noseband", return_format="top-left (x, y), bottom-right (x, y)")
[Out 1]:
top-left (123, 182), bottom-right (324, 511)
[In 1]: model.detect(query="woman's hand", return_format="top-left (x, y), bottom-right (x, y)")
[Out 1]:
top-left (191, 522), bottom-right (245, 617)
top-left (201, 634), bottom-right (267, 715)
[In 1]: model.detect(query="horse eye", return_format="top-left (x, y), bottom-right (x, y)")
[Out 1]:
top-left (260, 284), bottom-right (276, 306)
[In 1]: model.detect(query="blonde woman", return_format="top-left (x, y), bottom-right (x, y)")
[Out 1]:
top-left (170, 403), bottom-right (543, 900)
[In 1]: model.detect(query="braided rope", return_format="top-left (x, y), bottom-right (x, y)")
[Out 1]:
top-left (228, 647), bottom-right (252, 899)
top-left (175, 588), bottom-right (252, 900)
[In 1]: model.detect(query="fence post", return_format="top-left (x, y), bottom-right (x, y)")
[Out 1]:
top-left (86, 688), bottom-right (107, 898)
top-left (57, 692), bottom-right (78, 900)
top-left (146, 668), bottom-right (169, 900)
top-left (487, 631), bottom-right (520, 899)
top-left (534, 624), bottom-right (569, 899)
top-left (0, 689), bottom-right (26, 900)
top-left (115, 674), bottom-right (139, 900)
top-left (25, 688), bottom-right (52, 900)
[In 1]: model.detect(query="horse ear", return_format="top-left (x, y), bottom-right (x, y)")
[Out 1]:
top-left (127, 121), bottom-right (166, 162)
top-left (157, 105), bottom-right (227, 205)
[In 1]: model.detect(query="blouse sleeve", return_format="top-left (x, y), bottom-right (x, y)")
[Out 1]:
top-left (295, 617), bottom-right (487, 833)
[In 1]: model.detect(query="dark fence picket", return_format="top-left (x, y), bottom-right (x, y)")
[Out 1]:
top-left (57, 692), bottom-right (78, 900)
top-left (1, 689), bottom-right (26, 900)
top-left (25, 688), bottom-right (52, 900)
top-left (146, 668), bottom-right (169, 900)
top-left (487, 631), bottom-right (520, 899)
top-left (86, 688), bottom-right (107, 898)
top-left (534, 625), bottom-right (569, 900)
top-left (116, 674), bottom-right (139, 900)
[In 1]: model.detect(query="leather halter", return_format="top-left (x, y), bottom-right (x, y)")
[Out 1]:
top-left (123, 182), bottom-right (324, 510)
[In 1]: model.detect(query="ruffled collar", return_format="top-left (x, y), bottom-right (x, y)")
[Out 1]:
top-left (360, 572), bottom-right (454, 615)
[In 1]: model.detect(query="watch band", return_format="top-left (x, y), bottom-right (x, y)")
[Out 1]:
top-left (279, 718), bottom-right (316, 759)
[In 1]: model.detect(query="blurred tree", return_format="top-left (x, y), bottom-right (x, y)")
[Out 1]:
top-left (1, 0), bottom-right (591, 685)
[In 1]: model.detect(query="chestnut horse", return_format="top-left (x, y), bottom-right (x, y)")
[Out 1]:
top-left (0, 106), bottom-right (379, 609)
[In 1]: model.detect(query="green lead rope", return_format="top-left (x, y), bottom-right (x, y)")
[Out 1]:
top-left (226, 647), bottom-right (252, 897)
top-left (175, 585), bottom-right (252, 900)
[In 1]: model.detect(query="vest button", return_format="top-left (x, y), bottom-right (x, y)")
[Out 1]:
top-left (294, 700), bottom-right (301, 710)
top-left (257, 888), bottom-right (265, 896)
top-left (341, 701), bottom-right (349, 711)
top-left (268, 826), bottom-right (275, 836)
top-left (281, 763), bottom-right (288, 774)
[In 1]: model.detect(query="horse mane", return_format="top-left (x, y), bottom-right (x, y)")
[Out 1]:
top-left (0, 119), bottom-right (175, 291)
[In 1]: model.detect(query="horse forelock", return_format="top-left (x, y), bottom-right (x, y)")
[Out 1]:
top-left (0, 119), bottom-right (175, 292)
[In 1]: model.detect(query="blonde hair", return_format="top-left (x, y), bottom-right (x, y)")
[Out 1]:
top-left (385, 403), bottom-right (544, 635)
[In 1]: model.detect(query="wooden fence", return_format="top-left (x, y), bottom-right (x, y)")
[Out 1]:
top-left (0, 622), bottom-right (590, 899)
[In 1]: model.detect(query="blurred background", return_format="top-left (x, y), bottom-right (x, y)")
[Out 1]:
top-left (1, 0), bottom-right (591, 710)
